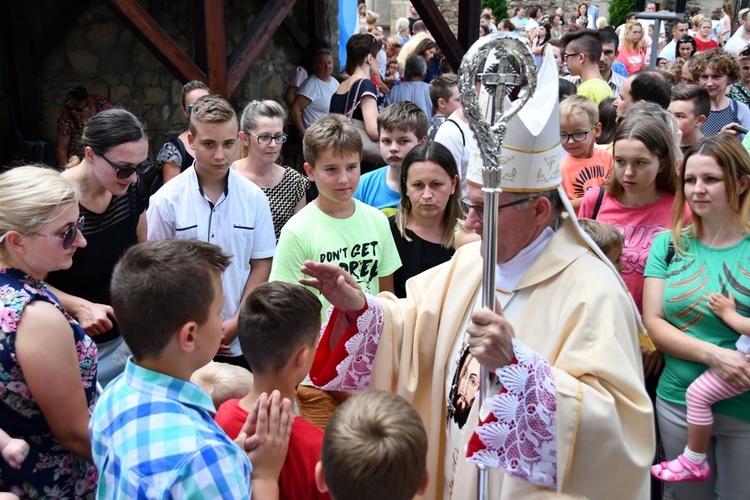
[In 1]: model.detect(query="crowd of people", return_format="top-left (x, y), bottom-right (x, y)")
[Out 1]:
top-left (2, 1), bottom-right (750, 499)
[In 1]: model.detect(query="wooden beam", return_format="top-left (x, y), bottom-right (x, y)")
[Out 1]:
top-left (411, 0), bottom-right (465, 72)
top-left (457, 0), bottom-right (481, 58)
top-left (34, 0), bottom-right (92, 63)
top-left (282, 16), bottom-right (309, 50)
top-left (2, 3), bottom-right (39, 135)
top-left (106, 0), bottom-right (206, 84)
top-left (307, 0), bottom-right (325, 43)
top-left (192, 0), bottom-right (208, 74)
top-left (226, 0), bottom-right (297, 95)
top-left (203, 0), bottom-right (227, 96)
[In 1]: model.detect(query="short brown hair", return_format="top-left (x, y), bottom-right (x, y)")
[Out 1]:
top-left (671, 84), bottom-right (710, 119)
top-left (238, 282), bottom-right (321, 374)
top-left (578, 218), bottom-right (624, 256)
top-left (429, 73), bottom-right (458, 111)
top-left (377, 100), bottom-right (429, 137)
top-left (321, 390), bottom-right (427, 500)
top-left (189, 94), bottom-right (238, 136)
top-left (111, 239), bottom-right (230, 360)
top-left (303, 114), bottom-right (362, 165)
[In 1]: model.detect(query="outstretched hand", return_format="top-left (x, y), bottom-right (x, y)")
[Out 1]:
top-left (467, 299), bottom-right (515, 372)
top-left (300, 261), bottom-right (366, 313)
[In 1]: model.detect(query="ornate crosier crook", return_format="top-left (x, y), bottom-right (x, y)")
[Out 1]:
top-left (458, 33), bottom-right (537, 500)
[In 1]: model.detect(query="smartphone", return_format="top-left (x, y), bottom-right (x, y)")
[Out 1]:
top-left (731, 125), bottom-right (748, 135)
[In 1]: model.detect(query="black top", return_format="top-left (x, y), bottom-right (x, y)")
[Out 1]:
top-left (389, 215), bottom-right (455, 298)
top-left (329, 78), bottom-right (378, 121)
top-left (47, 179), bottom-right (148, 343)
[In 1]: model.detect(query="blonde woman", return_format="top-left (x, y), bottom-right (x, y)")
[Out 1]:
top-left (616, 21), bottom-right (648, 74)
top-left (693, 17), bottom-right (719, 52)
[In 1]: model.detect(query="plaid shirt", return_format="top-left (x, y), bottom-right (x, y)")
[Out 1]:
top-left (90, 358), bottom-right (252, 498)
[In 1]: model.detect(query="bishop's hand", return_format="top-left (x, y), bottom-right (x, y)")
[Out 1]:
top-left (300, 260), bottom-right (366, 313)
top-left (467, 299), bottom-right (516, 372)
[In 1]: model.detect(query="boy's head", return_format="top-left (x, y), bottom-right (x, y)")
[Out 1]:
top-left (560, 29), bottom-right (603, 77)
top-left (316, 390), bottom-right (428, 500)
top-left (669, 84), bottom-right (709, 141)
top-left (377, 101), bottom-right (428, 170)
top-left (191, 361), bottom-right (254, 408)
top-left (578, 218), bottom-right (624, 272)
top-left (111, 239), bottom-right (230, 369)
top-left (303, 115), bottom-right (363, 207)
top-left (429, 73), bottom-right (460, 117)
top-left (238, 282), bottom-right (321, 380)
top-left (188, 94), bottom-right (239, 177)
top-left (559, 94), bottom-right (600, 159)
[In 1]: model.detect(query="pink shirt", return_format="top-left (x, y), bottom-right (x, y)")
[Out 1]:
top-left (579, 189), bottom-right (691, 312)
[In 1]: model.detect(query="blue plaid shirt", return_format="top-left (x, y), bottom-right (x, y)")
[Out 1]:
top-left (90, 358), bottom-right (252, 498)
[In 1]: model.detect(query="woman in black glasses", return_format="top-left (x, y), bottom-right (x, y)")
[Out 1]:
top-left (47, 108), bottom-right (149, 388)
top-left (234, 100), bottom-right (309, 242)
top-left (0, 166), bottom-right (97, 497)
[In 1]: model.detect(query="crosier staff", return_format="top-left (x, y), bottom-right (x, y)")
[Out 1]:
top-left (457, 33), bottom-right (537, 500)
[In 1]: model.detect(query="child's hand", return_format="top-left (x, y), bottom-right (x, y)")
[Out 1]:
top-left (247, 391), bottom-right (293, 482)
top-left (708, 292), bottom-right (736, 318)
top-left (2, 438), bottom-right (29, 469)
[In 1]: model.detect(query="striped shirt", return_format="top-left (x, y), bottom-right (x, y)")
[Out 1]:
top-left (90, 358), bottom-right (252, 498)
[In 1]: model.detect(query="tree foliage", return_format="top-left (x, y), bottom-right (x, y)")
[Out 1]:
top-left (609, 0), bottom-right (637, 28)
top-left (482, 0), bottom-right (509, 20)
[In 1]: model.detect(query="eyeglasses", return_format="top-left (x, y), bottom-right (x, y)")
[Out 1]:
top-left (459, 196), bottom-right (536, 218)
top-left (247, 133), bottom-right (288, 145)
top-left (36, 216), bottom-right (85, 250)
top-left (99, 153), bottom-right (154, 179)
top-left (67, 105), bottom-right (86, 113)
top-left (560, 123), bottom-right (596, 143)
top-left (187, 103), bottom-right (196, 114)
top-left (562, 52), bottom-right (581, 62)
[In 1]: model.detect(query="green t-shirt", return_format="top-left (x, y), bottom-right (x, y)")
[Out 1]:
top-left (644, 232), bottom-right (750, 421)
top-left (577, 78), bottom-right (613, 106)
top-left (270, 200), bottom-right (402, 320)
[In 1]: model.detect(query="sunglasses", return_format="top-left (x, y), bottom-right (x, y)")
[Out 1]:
top-left (99, 153), bottom-right (154, 179)
top-left (36, 216), bottom-right (85, 249)
top-left (187, 103), bottom-right (196, 114)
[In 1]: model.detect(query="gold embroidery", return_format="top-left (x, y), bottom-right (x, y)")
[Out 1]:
top-left (671, 292), bottom-right (709, 319)
top-left (679, 308), bottom-right (707, 331)
top-left (502, 166), bottom-right (517, 181)
top-left (670, 264), bottom-right (706, 288)
top-left (667, 274), bottom-right (709, 302)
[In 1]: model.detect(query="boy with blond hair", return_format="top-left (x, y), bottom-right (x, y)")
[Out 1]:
top-left (91, 239), bottom-right (292, 498)
top-left (353, 101), bottom-right (428, 214)
top-left (270, 114), bottom-right (401, 315)
top-left (559, 94), bottom-right (613, 211)
top-left (215, 281), bottom-right (330, 499)
top-left (315, 390), bottom-right (429, 500)
top-left (147, 94), bottom-right (276, 369)
top-left (191, 361), bottom-right (254, 409)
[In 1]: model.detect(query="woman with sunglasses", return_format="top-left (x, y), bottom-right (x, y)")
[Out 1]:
top-left (151, 80), bottom-right (210, 193)
top-left (46, 108), bottom-right (150, 388)
top-left (234, 100), bottom-right (309, 242)
top-left (55, 86), bottom-right (112, 168)
top-left (0, 166), bottom-right (97, 497)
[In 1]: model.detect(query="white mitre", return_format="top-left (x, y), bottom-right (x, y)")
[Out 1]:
top-left (466, 44), bottom-right (560, 193)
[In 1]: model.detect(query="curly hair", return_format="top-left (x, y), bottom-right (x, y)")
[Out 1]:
top-left (690, 48), bottom-right (740, 82)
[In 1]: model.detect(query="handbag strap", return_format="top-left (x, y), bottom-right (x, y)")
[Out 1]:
top-left (345, 79), bottom-right (365, 121)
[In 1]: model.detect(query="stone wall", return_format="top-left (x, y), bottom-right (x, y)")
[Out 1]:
top-left (0, 0), bottom-right (339, 166)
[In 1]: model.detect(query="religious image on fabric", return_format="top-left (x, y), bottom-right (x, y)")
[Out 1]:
top-left (447, 344), bottom-right (480, 429)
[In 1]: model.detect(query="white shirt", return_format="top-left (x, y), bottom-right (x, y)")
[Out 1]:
top-left (658, 40), bottom-right (676, 60)
top-left (434, 111), bottom-right (481, 196)
top-left (725, 29), bottom-right (750, 54)
top-left (297, 75), bottom-right (340, 128)
top-left (147, 166), bottom-right (276, 356)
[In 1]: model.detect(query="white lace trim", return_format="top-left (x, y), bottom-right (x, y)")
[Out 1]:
top-left (319, 295), bottom-right (384, 391)
top-left (468, 338), bottom-right (557, 488)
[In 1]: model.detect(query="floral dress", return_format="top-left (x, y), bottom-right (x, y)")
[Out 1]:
top-left (0, 268), bottom-right (98, 499)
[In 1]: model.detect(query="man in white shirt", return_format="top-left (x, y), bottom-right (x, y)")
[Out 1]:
top-left (586, 0), bottom-right (599, 29)
top-left (725, 10), bottom-right (750, 54)
top-left (658, 21), bottom-right (690, 61)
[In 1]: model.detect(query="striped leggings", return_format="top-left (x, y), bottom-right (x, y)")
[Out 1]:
top-left (686, 367), bottom-right (748, 426)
